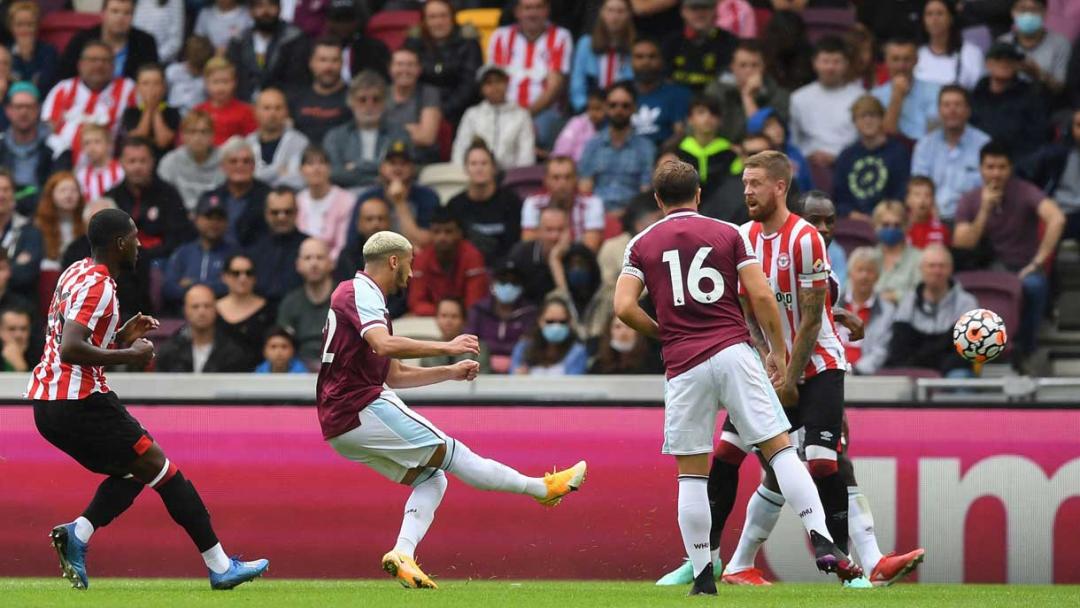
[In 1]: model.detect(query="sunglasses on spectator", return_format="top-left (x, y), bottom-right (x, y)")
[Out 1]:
top-left (227, 269), bottom-right (255, 277)
top-left (268, 208), bottom-right (296, 217)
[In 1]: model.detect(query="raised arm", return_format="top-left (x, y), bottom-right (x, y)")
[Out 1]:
top-left (363, 326), bottom-right (479, 360)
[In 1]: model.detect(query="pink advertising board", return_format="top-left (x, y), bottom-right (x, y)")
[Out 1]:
top-left (1, 405), bottom-right (1078, 582)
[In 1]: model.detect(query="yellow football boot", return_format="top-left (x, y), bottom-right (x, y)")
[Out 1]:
top-left (381, 550), bottom-right (438, 589)
top-left (536, 460), bottom-right (587, 506)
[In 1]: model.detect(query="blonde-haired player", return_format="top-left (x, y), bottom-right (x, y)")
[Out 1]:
top-left (316, 230), bottom-right (587, 589)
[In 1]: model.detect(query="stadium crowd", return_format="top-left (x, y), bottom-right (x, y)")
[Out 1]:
top-left (2, 0), bottom-right (1079, 377)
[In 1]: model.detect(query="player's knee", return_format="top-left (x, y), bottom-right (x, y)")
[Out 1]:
top-left (714, 437), bottom-right (747, 467)
top-left (142, 457), bottom-right (178, 489)
top-left (808, 458), bottom-right (839, 479)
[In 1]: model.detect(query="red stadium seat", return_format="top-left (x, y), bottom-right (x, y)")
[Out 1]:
top-left (953, 270), bottom-right (1022, 355)
top-left (802, 7), bottom-right (855, 44)
top-left (503, 165), bottom-right (546, 200)
top-left (366, 10), bottom-right (421, 51)
top-left (40, 11), bottom-right (102, 54)
top-left (436, 119), bottom-right (453, 162)
top-left (833, 217), bottom-right (877, 256)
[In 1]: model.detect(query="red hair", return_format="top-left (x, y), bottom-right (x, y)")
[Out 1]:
top-left (34, 171), bottom-right (86, 261)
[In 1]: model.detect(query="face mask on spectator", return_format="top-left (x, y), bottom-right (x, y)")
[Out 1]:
top-left (492, 282), bottom-right (522, 304)
top-left (877, 227), bottom-right (905, 246)
top-left (610, 338), bottom-right (635, 353)
top-left (1014, 12), bottom-right (1043, 35)
top-left (541, 322), bottom-right (570, 343)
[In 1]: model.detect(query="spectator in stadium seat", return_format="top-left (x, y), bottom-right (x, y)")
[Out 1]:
top-left (970, 42), bottom-right (1049, 164)
top-left (246, 88), bottom-right (309, 190)
top-left (589, 315), bottom-right (663, 374)
top-left (872, 199), bottom-right (922, 305)
top-left (677, 95), bottom-right (742, 205)
top-left (910, 85), bottom-right (991, 221)
top-left (845, 22), bottom-right (880, 91)
top-left (705, 38), bottom-right (790, 144)
top-left (407, 210), bottom-right (490, 316)
top-left (508, 205), bottom-right (570, 304)
top-left (579, 82), bottom-right (656, 213)
top-left (194, 58), bottom-right (257, 146)
top-left (77, 125), bottom-right (124, 202)
top-left (1026, 108), bottom-right (1080, 243)
top-left (296, 146), bottom-right (354, 263)
top-left (245, 186), bottom-right (307, 303)
top-left (0, 250), bottom-right (35, 338)
top-left (285, 37), bottom-right (350, 146)
top-left (351, 140), bottom-right (439, 249)
top-left (873, 36), bottom-right (942, 141)
top-left (915, 0), bottom-right (985, 91)
top-left (277, 237), bottom-right (333, 368)
top-left (386, 47), bottom-right (443, 165)
top-left (403, 0), bottom-right (483, 125)
top-left (254, 326), bottom-right (307, 373)
top-left (465, 258), bottom-right (537, 374)
top-left (548, 241), bottom-right (604, 339)
top-left (321, 0), bottom-right (391, 82)
top-left (157, 110), bottom-right (225, 214)
top-left (661, 0), bottom-right (737, 93)
top-left (57, 0), bottom-right (160, 82)
top-left (323, 71), bottom-right (409, 190)
top-left (833, 95), bottom-right (911, 221)
top-left (196, 137), bottom-right (270, 248)
top-left (905, 176), bottom-right (951, 248)
top-left (216, 252), bottom-right (276, 370)
top-left (334, 195), bottom-right (389, 283)
top-left (997, 0), bottom-right (1071, 97)
top-left (0, 168), bottom-right (42, 293)
top-left (629, 37), bottom-right (691, 148)
top-left (594, 193), bottom-right (663, 333)
top-left (509, 294), bottom-right (587, 375)
top-left (553, 89), bottom-right (605, 163)
top-left (162, 196), bottom-right (235, 308)
top-left (789, 35), bottom-right (864, 176)
top-left (44, 42), bottom-right (137, 165)
top-left (840, 246), bottom-right (895, 375)
top-left (7, 1), bottom-right (59, 93)
top-left (761, 9), bottom-right (815, 92)
top-left (33, 172), bottom-right (85, 271)
top-left (194, 0), bottom-right (253, 53)
top-left (133, 0), bottom-right (184, 66)
top-left (452, 65), bottom-right (535, 169)
top-left (226, 0), bottom-right (302, 103)
top-left (487, 0), bottom-right (574, 150)
top-left (157, 283), bottom-right (250, 372)
top-left (0, 307), bottom-right (32, 371)
top-left (570, 0), bottom-right (635, 113)
top-left (521, 157), bottom-right (604, 252)
top-left (884, 243), bottom-right (976, 377)
top-left (421, 297), bottom-right (488, 371)
top-left (117, 63), bottom-right (180, 161)
top-left (106, 137), bottom-right (194, 264)
top-left (746, 107), bottom-right (813, 195)
top-left (0, 83), bottom-right (67, 214)
top-left (954, 140), bottom-right (1065, 357)
top-left (446, 142), bottom-right (522, 267)
top-left (164, 35), bottom-right (212, 115)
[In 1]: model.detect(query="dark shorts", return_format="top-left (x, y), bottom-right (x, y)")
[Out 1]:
top-left (33, 392), bottom-right (153, 475)
top-left (721, 369), bottom-right (845, 454)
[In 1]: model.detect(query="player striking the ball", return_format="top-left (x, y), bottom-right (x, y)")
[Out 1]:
top-left (27, 209), bottom-right (269, 591)
top-left (614, 160), bottom-right (861, 596)
top-left (316, 230), bottom-right (587, 589)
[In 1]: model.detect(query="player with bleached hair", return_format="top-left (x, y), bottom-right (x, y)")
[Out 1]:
top-left (316, 230), bottom-right (587, 589)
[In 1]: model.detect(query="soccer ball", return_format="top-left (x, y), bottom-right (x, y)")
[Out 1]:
top-left (953, 309), bottom-right (1007, 363)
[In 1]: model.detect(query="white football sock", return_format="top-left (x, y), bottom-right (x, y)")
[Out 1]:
top-left (848, 486), bottom-right (883, 571)
top-left (726, 485), bottom-right (784, 574)
top-left (677, 475), bottom-right (712, 578)
top-left (73, 516), bottom-right (94, 543)
top-left (202, 543), bottom-right (231, 574)
top-left (442, 439), bottom-right (547, 499)
top-left (769, 446), bottom-right (833, 542)
top-left (393, 470), bottom-right (448, 558)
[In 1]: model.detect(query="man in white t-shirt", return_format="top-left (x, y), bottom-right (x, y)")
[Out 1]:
top-left (520, 156), bottom-right (604, 251)
top-left (789, 36), bottom-right (864, 174)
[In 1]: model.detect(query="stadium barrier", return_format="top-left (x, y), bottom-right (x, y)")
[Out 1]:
top-left (2, 402), bottom-right (1078, 583)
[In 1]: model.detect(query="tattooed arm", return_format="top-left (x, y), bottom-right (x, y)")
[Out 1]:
top-left (782, 285), bottom-right (826, 404)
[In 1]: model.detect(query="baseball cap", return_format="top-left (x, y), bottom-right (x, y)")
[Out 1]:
top-left (7, 81), bottom-right (40, 102)
top-left (195, 196), bottom-right (228, 217)
top-left (476, 64), bottom-right (509, 83)
top-left (985, 41), bottom-right (1024, 62)
top-left (381, 138), bottom-right (414, 163)
top-left (494, 258), bottom-right (523, 282)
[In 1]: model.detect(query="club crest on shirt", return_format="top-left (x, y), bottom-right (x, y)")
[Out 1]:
top-left (777, 252), bottom-right (790, 270)
top-left (813, 258), bottom-right (825, 272)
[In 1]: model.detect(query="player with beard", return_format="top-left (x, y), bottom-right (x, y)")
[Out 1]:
top-left (27, 209), bottom-right (269, 590)
top-left (316, 230), bottom-right (587, 589)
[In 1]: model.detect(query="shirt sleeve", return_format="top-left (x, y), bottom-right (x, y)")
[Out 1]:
top-left (553, 28), bottom-right (573, 74)
top-left (583, 196), bottom-right (606, 231)
top-left (794, 229), bottom-right (830, 289)
top-left (520, 196), bottom-right (540, 229)
top-left (954, 189), bottom-right (978, 223)
top-left (620, 237), bottom-right (644, 282)
top-left (577, 139), bottom-right (599, 178)
top-left (353, 282), bottom-right (388, 337)
top-left (734, 229), bottom-right (758, 271)
top-left (67, 278), bottom-right (115, 332)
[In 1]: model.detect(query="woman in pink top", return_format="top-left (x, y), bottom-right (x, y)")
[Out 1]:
top-left (296, 146), bottom-right (355, 262)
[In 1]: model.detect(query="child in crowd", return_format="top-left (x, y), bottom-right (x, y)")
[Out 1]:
top-left (905, 176), bottom-right (950, 248)
top-left (678, 95), bottom-right (743, 197)
top-left (254, 326), bottom-right (308, 374)
top-left (194, 0), bottom-right (254, 53)
top-left (553, 88), bottom-right (606, 163)
top-left (166, 36), bottom-right (214, 115)
top-left (194, 57), bottom-right (256, 146)
top-left (76, 125), bottom-right (123, 201)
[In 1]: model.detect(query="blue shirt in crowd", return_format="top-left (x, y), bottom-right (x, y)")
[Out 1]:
top-left (833, 137), bottom-right (911, 217)
top-left (570, 35), bottom-right (633, 112)
top-left (632, 82), bottom-right (691, 147)
top-left (911, 125), bottom-right (991, 220)
top-left (872, 78), bottom-right (941, 141)
top-left (578, 127), bottom-right (656, 212)
top-left (162, 239), bottom-right (236, 305)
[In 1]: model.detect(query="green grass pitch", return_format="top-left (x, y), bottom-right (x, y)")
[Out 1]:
top-left (2, 579), bottom-right (1079, 608)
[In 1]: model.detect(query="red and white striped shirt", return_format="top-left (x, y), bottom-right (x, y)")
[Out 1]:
top-left (488, 24), bottom-right (573, 108)
top-left (78, 160), bottom-right (125, 201)
top-left (42, 77), bottom-right (137, 164)
top-left (739, 213), bottom-right (845, 381)
top-left (26, 259), bottom-right (121, 401)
